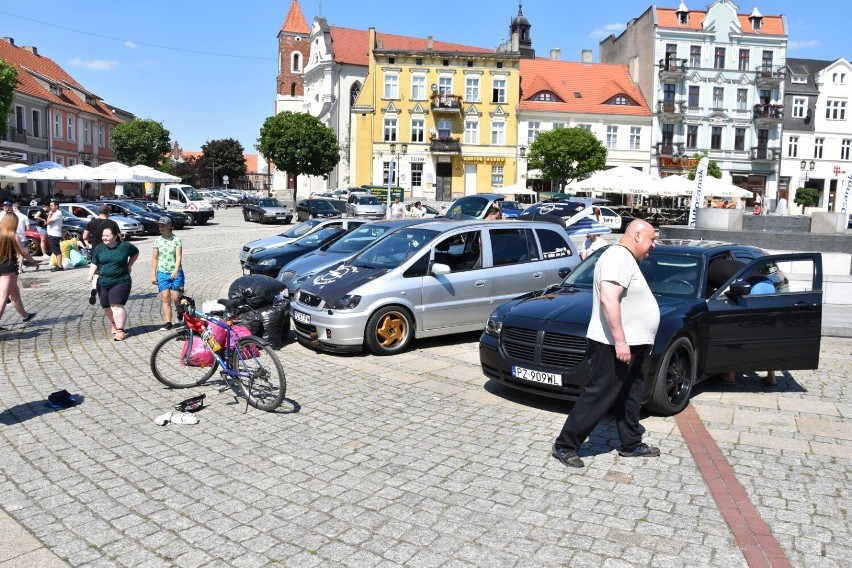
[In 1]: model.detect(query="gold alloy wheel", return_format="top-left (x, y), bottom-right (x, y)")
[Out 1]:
top-left (375, 311), bottom-right (407, 348)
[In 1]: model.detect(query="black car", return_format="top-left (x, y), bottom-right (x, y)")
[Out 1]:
top-left (127, 199), bottom-right (188, 229)
top-left (243, 225), bottom-right (348, 277)
top-left (479, 241), bottom-right (823, 416)
top-left (99, 200), bottom-right (163, 235)
top-left (20, 206), bottom-right (88, 240)
top-left (242, 197), bottom-right (294, 224)
top-left (296, 199), bottom-right (342, 222)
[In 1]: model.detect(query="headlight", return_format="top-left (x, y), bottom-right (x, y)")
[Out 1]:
top-left (255, 258), bottom-right (278, 267)
top-left (484, 313), bottom-right (504, 336)
top-left (279, 270), bottom-right (296, 284)
top-left (250, 246), bottom-right (265, 254)
top-left (328, 294), bottom-right (361, 310)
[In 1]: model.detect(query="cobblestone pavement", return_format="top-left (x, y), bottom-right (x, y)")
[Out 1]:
top-left (1, 209), bottom-right (850, 567)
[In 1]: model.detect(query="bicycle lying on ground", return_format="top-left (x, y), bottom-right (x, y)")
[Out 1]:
top-left (149, 295), bottom-right (286, 412)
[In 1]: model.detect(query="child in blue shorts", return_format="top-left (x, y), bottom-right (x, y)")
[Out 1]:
top-left (150, 217), bottom-right (184, 331)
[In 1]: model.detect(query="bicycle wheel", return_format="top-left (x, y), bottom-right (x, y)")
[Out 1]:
top-left (150, 330), bottom-right (218, 389)
top-left (230, 335), bottom-right (286, 411)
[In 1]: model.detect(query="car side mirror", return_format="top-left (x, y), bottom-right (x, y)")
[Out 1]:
top-left (724, 280), bottom-right (752, 299)
top-left (558, 267), bottom-right (573, 279)
top-left (431, 262), bottom-right (451, 276)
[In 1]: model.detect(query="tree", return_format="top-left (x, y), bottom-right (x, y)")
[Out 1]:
top-left (256, 111), bottom-right (340, 199)
top-left (0, 60), bottom-right (17, 127)
top-left (794, 187), bottom-right (819, 213)
top-left (201, 138), bottom-right (246, 187)
top-left (110, 118), bottom-right (172, 167)
top-left (170, 154), bottom-right (205, 186)
top-left (527, 127), bottom-right (607, 189)
top-left (686, 152), bottom-right (722, 180)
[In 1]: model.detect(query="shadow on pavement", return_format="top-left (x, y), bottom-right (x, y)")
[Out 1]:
top-left (691, 370), bottom-right (806, 397)
top-left (0, 395), bottom-right (86, 425)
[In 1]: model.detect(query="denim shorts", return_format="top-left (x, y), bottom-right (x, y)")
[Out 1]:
top-left (156, 269), bottom-right (185, 292)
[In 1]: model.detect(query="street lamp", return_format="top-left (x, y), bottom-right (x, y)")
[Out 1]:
top-left (386, 142), bottom-right (408, 218)
top-left (800, 159), bottom-right (815, 184)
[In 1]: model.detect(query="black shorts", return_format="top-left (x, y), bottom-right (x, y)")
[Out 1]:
top-left (98, 281), bottom-right (132, 308)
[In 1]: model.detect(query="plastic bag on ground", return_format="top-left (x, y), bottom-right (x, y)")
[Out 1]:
top-left (231, 307), bottom-right (264, 337)
top-left (259, 302), bottom-right (289, 349)
top-left (227, 275), bottom-right (286, 309)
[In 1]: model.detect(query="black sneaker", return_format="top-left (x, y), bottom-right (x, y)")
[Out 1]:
top-left (160, 322), bottom-right (173, 331)
top-left (617, 443), bottom-right (661, 458)
top-left (552, 445), bottom-right (584, 468)
top-left (88, 289), bottom-right (97, 305)
top-left (22, 312), bottom-right (37, 324)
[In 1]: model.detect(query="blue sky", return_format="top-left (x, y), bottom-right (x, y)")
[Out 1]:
top-left (2, 0), bottom-right (848, 154)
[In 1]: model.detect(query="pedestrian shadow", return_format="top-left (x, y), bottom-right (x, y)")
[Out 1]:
top-left (692, 370), bottom-right (806, 396)
top-left (0, 396), bottom-right (86, 425)
top-left (129, 292), bottom-right (158, 301)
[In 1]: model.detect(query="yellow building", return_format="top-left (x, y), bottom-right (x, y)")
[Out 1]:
top-left (352, 28), bottom-right (522, 201)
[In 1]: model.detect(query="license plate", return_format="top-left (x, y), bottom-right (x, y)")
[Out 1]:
top-left (512, 366), bottom-right (560, 385)
top-left (293, 311), bottom-right (311, 324)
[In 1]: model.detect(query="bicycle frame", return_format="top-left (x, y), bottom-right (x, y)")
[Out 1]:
top-left (180, 305), bottom-right (258, 381)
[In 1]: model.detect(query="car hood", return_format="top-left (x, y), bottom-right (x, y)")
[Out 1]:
top-left (282, 250), bottom-right (351, 275)
top-left (244, 235), bottom-right (294, 250)
top-left (248, 242), bottom-right (317, 262)
top-left (351, 204), bottom-right (385, 212)
top-left (261, 206), bottom-right (291, 214)
top-left (498, 286), bottom-right (689, 326)
top-left (300, 264), bottom-right (391, 307)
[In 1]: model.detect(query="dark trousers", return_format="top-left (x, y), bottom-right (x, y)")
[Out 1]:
top-left (48, 236), bottom-right (62, 260)
top-left (555, 340), bottom-right (649, 452)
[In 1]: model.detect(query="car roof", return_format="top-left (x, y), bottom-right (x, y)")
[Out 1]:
top-left (651, 239), bottom-right (765, 256)
top-left (406, 218), bottom-right (566, 233)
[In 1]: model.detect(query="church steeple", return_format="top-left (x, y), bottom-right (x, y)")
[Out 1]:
top-left (277, 0), bottom-right (311, 99)
top-left (509, 2), bottom-right (534, 59)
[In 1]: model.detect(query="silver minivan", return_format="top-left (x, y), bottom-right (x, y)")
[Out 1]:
top-left (290, 219), bottom-right (580, 355)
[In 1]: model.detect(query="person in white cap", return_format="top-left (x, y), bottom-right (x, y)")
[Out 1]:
top-left (151, 216), bottom-right (184, 331)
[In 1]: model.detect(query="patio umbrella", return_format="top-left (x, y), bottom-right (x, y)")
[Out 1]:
top-left (91, 162), bottom-right (144, 183)
top-left (497, 183), bottom-right (537, 196)
top-left (64, 163), bottom-right (97, 182)
top-left (10, 160), bottom-right (65, 173)
top-left (10, 161), bottom-right (73, 180)
top-left (653, 175), bottom-right (753, 198)
top-left (563, 215), bottom-right (612, 237)
top-left (129, 164), bottom-right (180, 183)
top-left (569, 165), bottom-right (658, 195)
top-left (0, 166), bottom-right (28, 182)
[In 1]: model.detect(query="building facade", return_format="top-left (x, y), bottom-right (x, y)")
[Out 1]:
top-left (517, 53), bottom-right (652, 192)
top-left (779, 58), bottom-right (852, 214)
top-left (1, 36), bottom-right (124, 199)
top-left (600, 1), bottom-right (787, 207)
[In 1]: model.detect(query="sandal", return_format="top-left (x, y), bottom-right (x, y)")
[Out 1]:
top-left (113, 328), bottom-right (127, 341)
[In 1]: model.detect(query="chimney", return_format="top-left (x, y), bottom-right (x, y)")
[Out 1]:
top-left (22, 46), bottom-right (38, 56)
top-left (427, 35), bottom-right (433, 50)
top-left (1, 37), bottom-right (14, 45)
top-left (582, 49), bottom-right (593, 64)
top-left (549, 48), bottom-right (561, 61)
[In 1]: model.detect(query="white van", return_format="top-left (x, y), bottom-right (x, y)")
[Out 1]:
top-left (157, 184), bottom-right (214, 225)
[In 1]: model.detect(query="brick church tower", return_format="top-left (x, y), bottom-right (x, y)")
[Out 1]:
top-left (276, 0), bottom-right (311, 100)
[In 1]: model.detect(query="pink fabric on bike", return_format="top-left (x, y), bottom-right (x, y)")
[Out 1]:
top-left (180, 336), bottom-right (215, 368)
top-left (211, 322), bottom-right (228, 348)
top-left (229, 325), bottom-right (261, 357)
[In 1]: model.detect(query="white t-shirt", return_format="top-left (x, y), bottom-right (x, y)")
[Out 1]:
top-left (391, 202), bottom-right (404, 219)
top-left (586, 245), bottom-right (660, 346)
top-left (14, 211), bottom-right (28, 243)
top-left (582, 236), bottom-right (606, 258)
top-left (409, 206), bottom-right (425, 218)
top-left (46, 209), bottom-right (63, 237)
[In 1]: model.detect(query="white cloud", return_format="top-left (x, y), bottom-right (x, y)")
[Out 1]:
top-left (124, 40), bottom-right (138, 49)
top-left (68, 57), bottom-right (119, 71)
top-left (589, 23), bottom-right (626, 40)
top-left (788, 39), bottom-right (820, 51)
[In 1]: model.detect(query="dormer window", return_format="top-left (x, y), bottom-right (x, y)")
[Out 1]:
top-left (676, 1), bottom-right (689, 25)
top-left (531, 91), bottom-right (561, 102)
top-left (749, 7), bottom-right (763, 31)
top-left (605, 94), bottom-right (637, 106)
top-left (791, 74), bottom-right (807, 84)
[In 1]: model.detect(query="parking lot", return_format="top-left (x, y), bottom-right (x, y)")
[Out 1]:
top-left (1, 207), bottom-right (850, 567)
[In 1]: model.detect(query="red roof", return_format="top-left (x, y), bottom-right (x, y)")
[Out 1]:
top-left (656, 7), bottom-right (785, 35)
top-left (519, 59), bottom-right (650, 116)
top-left (0, 38), bottom-right (120, 123)
top-left (328, 27), bottom-right (493, 66)
top-left (281, 0), bottom-right (310, 35)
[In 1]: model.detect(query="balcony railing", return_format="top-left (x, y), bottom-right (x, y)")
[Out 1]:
top-left (656, 142), bottom-right (685, 156)
top-left (753, 103), bottom-right (783, 124)
top-left (659, 58), bottom-right (688, 78)
top-left (429, 137), bottom-right (461, 154)
top-left (750, 146), bottom-right (781, 161)
top-left (755, 64), bottom-right (786, 86)
top-left (0, 127), bottom-right (27, 145)
top-left (657, 100), bottom-right (686, 116)
top-left (430, 94), bottom-right (463, 113)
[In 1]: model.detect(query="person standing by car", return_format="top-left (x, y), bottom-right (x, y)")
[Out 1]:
top-left (87, 226), bottom-right (138, 341)
top-left (82, 205), bottom-right (120, 305)
top-left (409, 201), bottom-right (426, 219)
top-left (150, 217), bottom-right (184, 331)
top-left (484, 203), bottom-right (505, 220)
top-left (45, 199), bottom-right (64, 272)
top-left (579, 233), bottom-right (606, 260)
top-left (390, 197), bottom-right (405, 220)
top-left (552, 220), bottom-right (660, 468)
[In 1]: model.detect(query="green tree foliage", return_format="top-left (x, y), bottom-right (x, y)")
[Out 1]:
top-left (110, 118), bottom-right (172, 167)
top-left (201, 138), bottom-right (247, 186)
top-left (686, 152), bottom-right (722, 180)
top-left (794, 187), bottom-right (820, 213)
top-left (256, 111), bottom-right (340, 199)
top-left (0, 60), bottom-right (18, 127)
top-left (527, 127), bottom-right (607, 188)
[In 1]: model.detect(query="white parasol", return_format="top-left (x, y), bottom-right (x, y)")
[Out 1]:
top-left (568, 165), bottom-right (658, 195)
top-left (129, 165), bottom-right (181, 183)
top-left (0, 166), bottom-right (28, 182)
top-left (654, 175), bottom-right (753, 198)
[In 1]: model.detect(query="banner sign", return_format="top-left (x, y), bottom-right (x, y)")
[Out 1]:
top-left (839, 170), bottom-right (852, 216)
top-left (687, 157), bottom-right (709, 227)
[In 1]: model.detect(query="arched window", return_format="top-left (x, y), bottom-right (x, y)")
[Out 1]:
top-left (291, 52), bottom-right (302, 73)
top-left (350, 82), bottom-right (362, 105)
top-left (290, 82), bottom-right (297, 97)
top-left (605, 94), bottom-right (637, 106)
top-left (531, 91), bottom-right (560, 102)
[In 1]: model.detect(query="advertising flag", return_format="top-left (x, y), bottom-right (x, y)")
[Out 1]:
top-left (839, 170), bottom-right (852, 216)
top-left (687, 157), bottom-right (709, 227)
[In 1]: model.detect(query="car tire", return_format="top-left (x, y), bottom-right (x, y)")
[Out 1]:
top-left (185, 212), bottom-right (196, 226)
top-left (364, 305), bottom-right (413, 356)
top-left (26, 237), bottom-right (41, 257)
top-left (196, 217), bottom-right (208, 225)
top-left (647, 336), bottom-right (697, 416)
top-left (243, 210), bottom-right (251, 222)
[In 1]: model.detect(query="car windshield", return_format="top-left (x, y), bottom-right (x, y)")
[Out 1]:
top-left (293, 226), bottom-right (342, 247)
top-left (356, 196), bottom-right (379, 205)
top-left (311, 200), bottom-right (336, 212)
top-left (259, 199), bottom-right (282, 207)
top-left (502, 201), bottom-right (522, 210)
top-left (118, 202), bottom-right (147, 214)
top-left (144, 202), bottom-right (166, 212)
top-left (351, 228), bottom-right (438, 270)
top-left (183, 187), bottom-right (201, 200)
top-left (280, 219), bottom-right (321, 238)
top-left (444, 196), bottom-right (493, 219)
top-left (564, 250), bottom-right (701, 298)
top-left (326, 225), bottom-right (390, 254)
